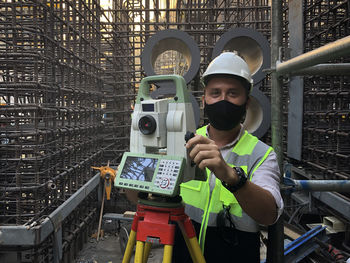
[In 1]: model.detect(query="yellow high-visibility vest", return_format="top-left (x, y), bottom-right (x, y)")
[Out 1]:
top-left (180, 125), bottom-right (273, 251)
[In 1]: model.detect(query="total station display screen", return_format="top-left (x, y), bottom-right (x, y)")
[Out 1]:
top-left (142, 103), bottom-right (154, 112)
top-left (119, 156), bottom-right (158, 182)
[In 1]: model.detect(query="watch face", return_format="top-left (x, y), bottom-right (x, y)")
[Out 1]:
top-left (234, 167), bottom-right (246, 178)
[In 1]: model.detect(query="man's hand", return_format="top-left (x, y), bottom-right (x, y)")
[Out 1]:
top-left (185, 134), bottom-right (237, 184)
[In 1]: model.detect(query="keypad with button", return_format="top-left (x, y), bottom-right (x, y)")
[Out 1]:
top-left (154, 159), bottom-right (181, 191)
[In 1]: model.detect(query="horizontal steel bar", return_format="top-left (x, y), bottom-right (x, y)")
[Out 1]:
top-left (0, 173), bottom-right (100, 246)
top-left (277, 35), bottom-right (350, 76)
top-left (290, 63), bottom-right (350, 76)
top-left (312, 191), bottom-right (350, 221)
top-left (103, 6), bottom-right (271, 12)
top-left (283, 177), bottom-right (350, 192)
top-left (103, 213), bottom-right (134, 222)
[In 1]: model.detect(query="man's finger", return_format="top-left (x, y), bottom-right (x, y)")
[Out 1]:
top-left (186, 134), bottom-right (211, 149)
top-left (189, 143), bottom-right (215, 159)
top-left (192, 150), bottom-right (216, 165)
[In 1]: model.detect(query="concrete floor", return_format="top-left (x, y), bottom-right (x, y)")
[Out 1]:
top-left (75, 229), bottom-right (164, 263)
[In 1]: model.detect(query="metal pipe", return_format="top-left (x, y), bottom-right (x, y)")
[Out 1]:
top-left (277, 35), bottom-right (350, 76)
top-left (267, 1), bottom-right (284, 263)
top-left (283, 178), bottom-right (350, 192)
top-left (270, 3), bottom-right (282, 137)
top-left (291, 63), bottom-right (350, 76)
top-left (271, 1), bottom-right (284, 171)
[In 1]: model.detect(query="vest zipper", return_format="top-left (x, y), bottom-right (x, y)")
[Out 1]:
top-left (198, 147), bottom-right (234, 251)
top-left (198, 172), bottom-right (214, 252)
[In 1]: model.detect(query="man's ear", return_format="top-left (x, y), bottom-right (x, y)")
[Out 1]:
top-left (246, 95), bottom-right (251, 109)
top-left (202, 95), bottom-right (205, 108)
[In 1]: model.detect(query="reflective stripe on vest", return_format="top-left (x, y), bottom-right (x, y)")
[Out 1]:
top-left (180, 125), bottom-right (273, 251)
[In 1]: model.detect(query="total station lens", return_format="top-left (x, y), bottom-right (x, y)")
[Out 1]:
top-left (138, 115), bottom-right (157, 135)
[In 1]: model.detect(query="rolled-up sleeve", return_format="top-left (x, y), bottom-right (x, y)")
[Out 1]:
top-left (251, 151), bottom-right (284, 221)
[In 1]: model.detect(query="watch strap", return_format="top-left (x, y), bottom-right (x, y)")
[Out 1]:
top-left (222, 167), bottom-right (247, 193)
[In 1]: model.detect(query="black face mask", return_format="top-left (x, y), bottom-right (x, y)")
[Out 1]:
top-left (204, 100), bottom-right (246, 131)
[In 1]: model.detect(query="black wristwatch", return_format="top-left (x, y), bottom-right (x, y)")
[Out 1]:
top-left (221, 167), bottom-right (247, 193)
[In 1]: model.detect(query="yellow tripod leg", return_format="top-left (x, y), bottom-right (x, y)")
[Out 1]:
top-left (182, 230), bottom-right (196, 261)
top-left (188, 236), bottom-right (206, 263)
top-left (122, 229), bottom-right (137, 263)
top-left (143, 242), bottom-right (152, 263)
top-left (135, 241), bottom-right (145, 263)
top-left (163, 244), bottom-right (173, 263)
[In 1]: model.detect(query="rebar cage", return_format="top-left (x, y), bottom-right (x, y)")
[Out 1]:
top-left (0, 0), bottom-right (108, 226)
top-left (302, 0), bottom-right (350, 181)
top-left (0, 0), bottom-right (349, 262)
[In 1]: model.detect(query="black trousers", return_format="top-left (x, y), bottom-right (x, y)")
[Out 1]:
top-left (173, 220), bottom-right (260, 263)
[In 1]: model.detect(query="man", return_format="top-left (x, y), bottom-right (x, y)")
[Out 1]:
top-left (174, 52), bottom-right (284, 262)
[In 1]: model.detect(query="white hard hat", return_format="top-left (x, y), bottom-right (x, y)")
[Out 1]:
top-left (202, 52), bottom-right (253, 91)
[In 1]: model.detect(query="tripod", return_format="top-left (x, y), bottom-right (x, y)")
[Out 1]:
top-left (122, 195), bottom-right (206, 263)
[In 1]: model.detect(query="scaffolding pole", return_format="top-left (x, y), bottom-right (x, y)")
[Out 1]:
top-left (283, 178), bottom-right (350, 192)
top-left (276, 35), bottom-right (350, 76)
top-left (267, 1), bottom-right (284, 262)
top-left (290, 63), bottom-right (350, 76)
